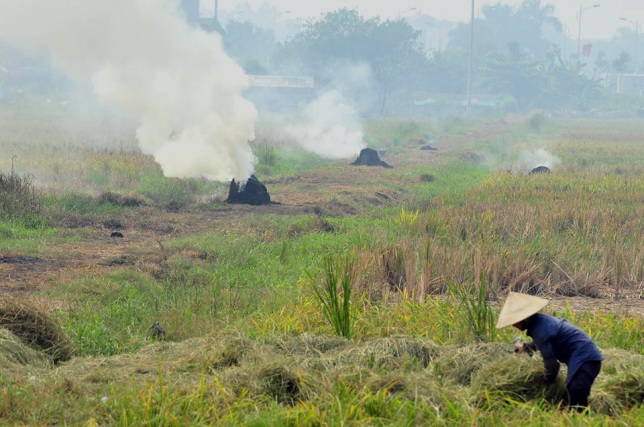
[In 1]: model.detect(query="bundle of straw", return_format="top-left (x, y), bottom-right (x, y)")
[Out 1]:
top-left (0, 297), bottom-right (73, 363)
top-left (433, 342), bottom-right (509, 385)
top-left (332, 337), bottom-right (443, 371)
top-left (470, 354), bottom-right (567, 405)
top-left (252, 364), bottom-right (303, 405)
top-left (591, 348), bottom-right (644, 415)
top-left (0, 328), bottom-right (52, 370)
top-left (272, 333), bottom-right (351, 356)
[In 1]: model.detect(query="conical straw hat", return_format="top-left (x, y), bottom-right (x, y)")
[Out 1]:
top-left (496, 292), bottom-right (549, 329)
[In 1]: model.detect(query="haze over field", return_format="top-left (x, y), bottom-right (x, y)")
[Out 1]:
top-left (209, 0), bottom-right (644, 40)
top-left (2, 0), bottom-right (644, 184)
top-left (0, 0), bottom-right (258, 182)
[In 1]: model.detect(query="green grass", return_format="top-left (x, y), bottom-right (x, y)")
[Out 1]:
top-left (308, 251), bottom-right (357, 339)
top-left (254, 148), bottom-right (335, 178)
top-left (406, 161), bottom-right (492, 205)
top-left (2, 112), bottom-right (644, 424)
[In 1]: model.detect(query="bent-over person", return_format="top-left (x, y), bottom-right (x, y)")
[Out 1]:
top-left (496, 292), bottom-right (603, 410)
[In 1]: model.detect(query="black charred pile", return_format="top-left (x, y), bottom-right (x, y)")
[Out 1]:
top-left (529, 165), bottom-right (550, 175)
top-left (227, 175), bottom-right (271, 205)
top-left (351, 148), bottom-right (393, 168)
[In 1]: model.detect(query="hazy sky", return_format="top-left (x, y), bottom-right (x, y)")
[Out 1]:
top-left (206, 0), bottom-right (644, 40)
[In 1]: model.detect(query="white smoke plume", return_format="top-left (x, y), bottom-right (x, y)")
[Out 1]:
top-left (518, 148), bottom-right (561, 172)
top-left (284, 90), bottom-right (366, 159)
top-left (0, 0), bottom-right (257, 182)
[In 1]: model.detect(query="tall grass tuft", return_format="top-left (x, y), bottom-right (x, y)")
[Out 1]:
top-left (0, 160), bottom-right (42, 220)
top-left (448, 279), bottom-right (497, 342)
top-left (252, 140), bottom-right (278, 167)
top-left (394, 207), bottom-right (419, 228)
top-left (308, 251), bottom-right (358, 339)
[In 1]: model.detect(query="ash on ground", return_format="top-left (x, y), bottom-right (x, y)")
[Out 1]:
top-left (227, 175), bottom-right (272, 206)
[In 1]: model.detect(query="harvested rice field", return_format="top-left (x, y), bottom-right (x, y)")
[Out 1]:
top-left (1, 105), bottom-right (644, 425)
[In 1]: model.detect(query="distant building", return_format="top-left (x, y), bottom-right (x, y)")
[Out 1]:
top-left (617, 74), bottom-right (644, 96)
top-left (247, 75), bottom-right (314, 89)
top-left (180, 0), bottom-right (224, 34)
top-left (243, 76), bottom-right (315, 113)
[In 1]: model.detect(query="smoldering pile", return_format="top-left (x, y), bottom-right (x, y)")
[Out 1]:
top-left (351, 148), bottom-right (393, 168)
top-left (529, 165), bottom-right (551, 175)
top-left (227, 175), bottom-right (272, 206)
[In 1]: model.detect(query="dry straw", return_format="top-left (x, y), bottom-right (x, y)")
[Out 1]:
top-left (591, 348), bottom-right (644, 415)
top-left (0, 297), bottom-right (74, 363)
top-left (1, 330), bottom-right (642, 415)
top-left (272, 332), bottom-right (351, 356)
top-left (433, 342), bottom-right (509, 385)
top-left (0, 328), bottom-right (52, 370)
top-left (470, 353), bottom-right (568, 405)
top-left (330, 337), bottom-right (443, 371)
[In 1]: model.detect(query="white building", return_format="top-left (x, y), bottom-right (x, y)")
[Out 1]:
top-left (617, 74), bottom-right (644, 96)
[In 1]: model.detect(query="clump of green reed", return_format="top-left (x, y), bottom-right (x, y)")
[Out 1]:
top-left (308, 251), bottom-right (358, 339)
top-left (394, 207), bottom-right (419, 228)
top-left (448, 279), bottom-right (498, 342)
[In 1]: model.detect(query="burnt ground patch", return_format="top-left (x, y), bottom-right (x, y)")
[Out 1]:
top-left (0, 256), bottom-right (46, 265)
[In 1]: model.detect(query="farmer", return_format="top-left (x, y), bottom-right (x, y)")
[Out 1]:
top-left (496, 292), bottom-right (603, 410)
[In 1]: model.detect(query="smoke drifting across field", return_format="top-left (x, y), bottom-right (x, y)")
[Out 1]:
top-left (519, 148), bottom-right (561, 172)
top-left (285, 90), bottom-right (365, 159)
top-left (0, 0), bottom-right (257, 182)
top-left (281, 62), bottom-right (372, 159)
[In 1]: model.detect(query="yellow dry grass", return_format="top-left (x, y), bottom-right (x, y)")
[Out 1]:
top-left (2, 331), bottom-right (640, 415)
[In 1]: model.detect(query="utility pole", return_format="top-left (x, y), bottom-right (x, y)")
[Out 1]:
top-left (577, 4), bottom-right (600, 63)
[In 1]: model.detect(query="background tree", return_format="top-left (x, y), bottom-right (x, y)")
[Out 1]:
top-left (425, 49), bottom-right (469, 95)
top-left (273, 9), bottom-right (430, 115)
top-left (224, 20), bottom-right (276, 74)
top-left (482, 42), bottom-right (543, 109)
top-left (515, 0), bottom-right (562, 57)
top-left (594, 51), bottom-right (611, 75)
top-left (612, 51), bottom-right (632, 76)
top-left (448, 0), bottom-right (561, 60)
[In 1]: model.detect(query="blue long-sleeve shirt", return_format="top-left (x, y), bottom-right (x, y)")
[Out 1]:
top-left (527, 313), bottom-right (603, 384)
